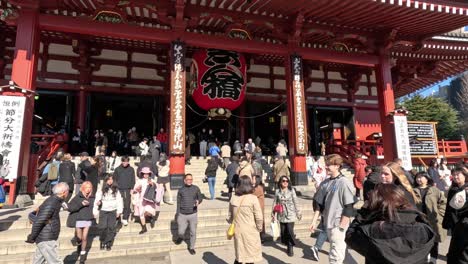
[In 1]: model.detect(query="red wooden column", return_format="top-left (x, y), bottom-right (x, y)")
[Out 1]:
top-left (10, 8), bottom-right (40, 202)
top-left (75, 89), bottom-right (87, 130)
top-left (168, 41), bottom-right (186, 188)
top-left (375, 51), bottom-right (397, 161)
top-left (239, 102), bottom-right (246, 143)
top-left (285, 54), bottom-right (308, 185)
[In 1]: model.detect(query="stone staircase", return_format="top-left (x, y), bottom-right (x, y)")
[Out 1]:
top-left (0, 199), bottom-right (316, 264)
top-left (0, 156), bottom-right (356, 263)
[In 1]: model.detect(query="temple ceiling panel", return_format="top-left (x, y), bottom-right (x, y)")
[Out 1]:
top-left (2, 0), bottom-right (468, 97)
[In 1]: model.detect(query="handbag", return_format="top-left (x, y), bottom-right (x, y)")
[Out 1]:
top-left (143, 184), bottom-right (157, 203)
top-left (270, 220), bottom-right (280, 240)
top-left (227, 197), bottom-right (246, 240)
top-left (273, 203), bottom-right (284, 214)
top-left (449, 189), bottom-right (467, 210)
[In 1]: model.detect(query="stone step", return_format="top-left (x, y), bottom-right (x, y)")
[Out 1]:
top-left (1, 218), bottom-right (315, 255)
top-left (0, 206), bottom-right (314, 232)
top-left (0, 226), bottom-right (314, 263)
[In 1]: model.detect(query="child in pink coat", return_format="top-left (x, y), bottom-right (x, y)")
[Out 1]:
top-left (132, 167), bottom-right (164, 234)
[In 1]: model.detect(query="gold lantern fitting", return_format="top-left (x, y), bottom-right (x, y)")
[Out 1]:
top-left (208, 108), bottom-right (231, 120)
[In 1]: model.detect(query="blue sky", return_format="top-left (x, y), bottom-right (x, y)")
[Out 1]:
top-left (414, 70), bottom-right (468, 97)
top-left (420, 78), bottom-right (454, 97)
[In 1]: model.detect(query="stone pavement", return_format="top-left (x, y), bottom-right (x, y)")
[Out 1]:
top-left (84, 235), bottom-right (452, 264)
top-left (86, 235), bottom-right (450, 264)
top-left (168, 236), bottom-right (451, 264)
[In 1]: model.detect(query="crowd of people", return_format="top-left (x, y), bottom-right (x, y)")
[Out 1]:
top-left (25, 138), bottom-right (468, 264)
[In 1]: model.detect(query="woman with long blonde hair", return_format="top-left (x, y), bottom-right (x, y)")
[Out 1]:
top-left (381, 162), bottom-right (420, 205)
top-left (67, 181), bottom-right (95, 263)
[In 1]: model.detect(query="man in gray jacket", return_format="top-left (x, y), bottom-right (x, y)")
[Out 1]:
top-left (174, 174), bottom-right (203, 255)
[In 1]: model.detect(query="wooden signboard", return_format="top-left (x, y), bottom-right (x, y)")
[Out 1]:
top-left (407, 121), bottom-right (438, 157)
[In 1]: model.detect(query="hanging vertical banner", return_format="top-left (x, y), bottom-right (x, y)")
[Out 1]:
top-left (393, 115), bottom-right (413, 170)
top-left (291, 55), bottom-right (308, 155)
top-left (169, 41), bottom-right (186, 155)
top-left (0, 96), bottom-right (26, 181)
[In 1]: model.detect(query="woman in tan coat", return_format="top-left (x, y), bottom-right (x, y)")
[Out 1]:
top-left (229, 176), bottom-right (263, 264)
top-left (237, 157), bottom-right (254, 180)
top-left (414, 172), bottom-right (447, 264)
top-left (273, 156), bottom-right (290, 183)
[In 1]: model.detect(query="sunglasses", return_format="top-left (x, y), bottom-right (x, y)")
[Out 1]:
top-left (281, 180), bottom-right (289, 183)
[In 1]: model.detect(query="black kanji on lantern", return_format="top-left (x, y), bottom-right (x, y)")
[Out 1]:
top-left (204, 49), bottom-right (241, 67)
top-left (201, 49), bottom-right (244, 100)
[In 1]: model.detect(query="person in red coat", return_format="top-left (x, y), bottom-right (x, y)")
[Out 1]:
top-left (353, 153), bottom-right (367, 200)
top-left (157, 128), bottom-right (168, 154)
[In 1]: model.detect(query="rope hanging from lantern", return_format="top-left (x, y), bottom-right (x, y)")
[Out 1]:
top-left (230, 100), bottom-right (286, 119)
top-left (187, 117), bottom-right (209, 130)
top-left (186, 102), bottom-right (208, 117)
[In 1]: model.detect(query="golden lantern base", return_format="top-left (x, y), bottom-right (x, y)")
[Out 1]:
top-left (208, 108), bottom-right (231, 120)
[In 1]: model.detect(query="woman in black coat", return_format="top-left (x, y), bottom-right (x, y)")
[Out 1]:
top-left (442, 167), bottom-right (468, 264)
top-left (346, 184), bottom-right (435, 264)
top-left (82, 157), bottom-right (101, 196)
top-left (225, 156), bottom-right (240, 200)
top-left (59, 153), bottom-right (76, 202)
top-left (67, 181), bottom-right (95, 264)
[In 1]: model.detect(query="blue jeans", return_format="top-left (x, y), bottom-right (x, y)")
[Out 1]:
top-left (315, 219), bottom-right (328, 249)
top-left (315, 229), bottom-right (328, 250)
top-left (207, 177), bottom-right (216, 200)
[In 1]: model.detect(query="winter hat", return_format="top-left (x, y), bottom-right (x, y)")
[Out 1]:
top-left (140, 167), bottom-right (152, 174)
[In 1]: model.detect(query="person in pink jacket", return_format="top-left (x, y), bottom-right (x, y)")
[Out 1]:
top-left (132, 167), bottom-right (164, 234)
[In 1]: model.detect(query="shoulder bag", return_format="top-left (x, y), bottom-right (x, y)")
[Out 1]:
top-left (273, 190), bottom-right (284, 214)
top-left (227, 196), bottom-right (246, 240)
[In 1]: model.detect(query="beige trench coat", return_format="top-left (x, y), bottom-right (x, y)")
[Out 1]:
top-left (414, 186), bottom-right (447, 242)
top-left (229, 194), bottom-right (263, 263)
top-left (274, 158), bottom-right (290, 183)
top-left (237, 160), bottom-right (254, 180)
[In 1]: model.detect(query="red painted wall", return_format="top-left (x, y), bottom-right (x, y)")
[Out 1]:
top-left (354, 108), bottom-right (382, 140)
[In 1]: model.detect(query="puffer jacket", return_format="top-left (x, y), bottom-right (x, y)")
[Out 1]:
top-left (346, 208), bottom-right (435, 264)
top-left (272, 188), bottom-right (301, 223)
top-left (29, 195), bottom-right (63, 243)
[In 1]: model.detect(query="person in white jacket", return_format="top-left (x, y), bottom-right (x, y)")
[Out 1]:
top-left (106, 151), bottom-right (121, 174)
top-left (138, 138), bottom-right (150, 157)
top-left (93, 174), bottom-right (123, 251)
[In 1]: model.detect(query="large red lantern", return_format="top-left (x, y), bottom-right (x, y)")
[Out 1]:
top-left (190, 49), bottom-right (247, 118)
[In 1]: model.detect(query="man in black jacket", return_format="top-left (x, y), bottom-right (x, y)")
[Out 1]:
top-left (76, 152), bottom-right (91, 194)
top-left (113, 156), bottom-right (135, 226)
top-left (175, 174), bottom-right (203, 255)
top-left (27, 182), bottom-right (69, 264)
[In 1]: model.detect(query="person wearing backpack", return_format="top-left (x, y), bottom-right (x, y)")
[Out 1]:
top-left (41, 154), bottom-right (62, 195)
top-left (59, 153), bottom-right (76, 202)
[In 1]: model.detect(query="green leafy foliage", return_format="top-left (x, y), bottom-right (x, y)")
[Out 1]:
top-left (401, 95), bottom-right (461, 140)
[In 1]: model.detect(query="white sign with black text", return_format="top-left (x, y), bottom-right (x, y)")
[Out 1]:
top-left (0, 96), bottom-right (26, 181)
top-left (393, 115), bottom-right (412, 171)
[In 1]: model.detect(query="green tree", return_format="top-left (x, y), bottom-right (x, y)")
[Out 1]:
top-left (400, 95), bottom-right (461, 140)
top-left (455, 73), bottom-right (468, 137)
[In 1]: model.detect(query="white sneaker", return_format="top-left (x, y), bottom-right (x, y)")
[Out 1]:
top-left (121, 219), bottom-right (128, 226)
top-left (310, 246), bottom-right (319, 261)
